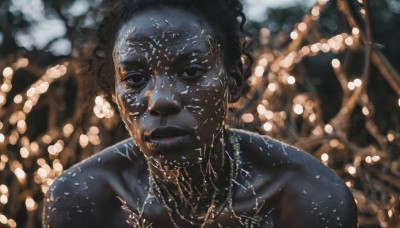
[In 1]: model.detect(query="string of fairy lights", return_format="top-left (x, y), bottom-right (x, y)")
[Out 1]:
top-left (0, 0), bottom-right (399, 227)
top-left (0, 57), bottom-right (118, 226)
top-left (236, 0), bottom-right (400, 226)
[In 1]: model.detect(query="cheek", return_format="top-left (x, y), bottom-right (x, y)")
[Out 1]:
top-left (186, 78), bottom-right (229, 127)
top-left (115, 84), bottom-right (148, 120)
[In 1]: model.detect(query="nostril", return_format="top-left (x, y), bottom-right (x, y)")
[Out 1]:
top-left (148, 97), bottom-right (181, 116)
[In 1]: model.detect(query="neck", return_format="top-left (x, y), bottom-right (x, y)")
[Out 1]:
top-left (147, 130), bottom-right (239, 225)
top-left (149, 131), bottom-right (227, 198)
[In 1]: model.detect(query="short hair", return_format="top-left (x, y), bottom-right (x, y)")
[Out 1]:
top-left (90, 0), bottom-right (252, 97)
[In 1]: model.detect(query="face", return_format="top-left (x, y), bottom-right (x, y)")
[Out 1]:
top-left (113, 7), bottom-right (235, 169)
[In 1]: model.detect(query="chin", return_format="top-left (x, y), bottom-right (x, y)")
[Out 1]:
top-left (146, 154), bottom-right (202, 170)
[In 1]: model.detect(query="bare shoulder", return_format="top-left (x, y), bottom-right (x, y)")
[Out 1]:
top-left (43, 139), bottom-right (146, 228)
top-left (229, 129), bottom-right (358, 227)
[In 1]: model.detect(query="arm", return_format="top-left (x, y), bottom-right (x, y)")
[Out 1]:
top-left (42, 167), bottom-right (123, 228)
top-left (276, 160), bottom-right (358, 228)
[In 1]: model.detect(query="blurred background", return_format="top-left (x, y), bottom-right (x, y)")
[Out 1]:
top-left (0, 0), bottom-right (399, 227)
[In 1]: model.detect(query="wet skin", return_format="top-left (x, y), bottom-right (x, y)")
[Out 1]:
top-left (43, 6), bottom-right (358, 228)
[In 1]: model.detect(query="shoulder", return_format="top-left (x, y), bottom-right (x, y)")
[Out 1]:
top-left (228, 129), bottom-right (358, 227)
top-left (43, 139), bottom-right (144, 228)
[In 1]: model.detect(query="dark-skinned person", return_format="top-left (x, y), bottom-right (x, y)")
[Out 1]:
top-left (43, 0), bottom-right (358, 227)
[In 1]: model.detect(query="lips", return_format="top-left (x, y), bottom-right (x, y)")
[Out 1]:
top-left (144, 126), bottom-right (191, 151)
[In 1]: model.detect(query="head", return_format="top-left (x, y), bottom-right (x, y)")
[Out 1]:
top-left (92, 0), bottom-right (251, 169)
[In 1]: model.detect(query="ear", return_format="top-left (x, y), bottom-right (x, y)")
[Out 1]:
top-left (228, 63), bottom-right (244, 103)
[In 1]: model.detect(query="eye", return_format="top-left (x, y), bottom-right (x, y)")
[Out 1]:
top-left (180, 67), bottom-right (206, 81)
top-left (123, 72), bottom-right (149, 88)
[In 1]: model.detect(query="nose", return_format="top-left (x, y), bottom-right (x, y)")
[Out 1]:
top-left (147, 81), bottom-right (181, 116)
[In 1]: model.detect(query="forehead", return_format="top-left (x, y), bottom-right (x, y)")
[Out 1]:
top-left (114, 7), bottom-right (218, 56)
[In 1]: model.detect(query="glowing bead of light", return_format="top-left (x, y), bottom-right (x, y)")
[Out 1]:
top-left (263, 122), bottom-right (273, 131)
top-left (347, 165), bottom-right (356, 175)
top-left (348, 82), bottom-right (355, 91)
top-left (287, 76), bottom-right (296, 85)
top-left (25, 197), bottom-right (38, 211)
top-left (16, 58), bottom-right (29, 68)
top-left (331, 59), bottom-right (340, 69)
top-left (37, 168), bottom-right (47, 179)
top-left (19, 147), bottom-right (29, 158)
top-left (293, 104), bottom-right (304, 115)
top-left (311, 7), bottom-right (320, 17)
top-left (321, 43), bottom-right (330, 53)
top-left (345, 37), bottom-right (354, 46)
top-left (79, 134), bottom-right (90, 148)
top-left (47, 145), bottom-right (57, 155)
top-left (2, 67), bottom-right (13, 78)
top-left (89, 126), bottom-right (100, 135)
top-left (14, 168), bottom-right (26, 182)
top-left (259, 58), bottom-right (268, 67)
top-left (309, 113), bottom-right (316, 122)
top-left (265, 110), bottom-right (274, 120)
top-left (352, 27), bottom-right (360, 36)
top-left (298, 22), bottom-right (307, 32)
top-left (0, 195), bottom-right (7, 205)
top-left (0, 214), bottom-right (7, 224)
top-left (329, 139), bottom-right (340, 148)
top-left (23, 100), bottom-right (33, 113)
top-left (0, 185), bottom-right (7, 195)
top-left (387, 133), bottom-right (395, 142)
top-left (63, 123), bottom-right (74, 137)
top-left (95, 96), bottom-right (103, 106)
top-left (365, 156), bottom-right (372, 164)
top-left (241, 113), bottom-right (254, 123)
top-left (1, 84), bottom-right (11, 92)
top-left (372, 155), bottom-right (381, 162)
top-left (353, 78), bottom-right (362, 87)
top-left (257, 104), bottom-right (267, 115)
top-left (55, 140), bottom-right (64, 152)
top-left (38, 82), bottom-right (50, 94)
top-left (0, 155), bottom-right (8, 163)
top-left (0, 95), bottom-right (5, 105)
top-left (13, 95), bottom-right (23, 104)
top-left (30, 142), bottom-right (39, 154)
top-left (41, 134), bottom-right (52, 144)
top-left (267, 83), bottom-right (276, 92)
top-left (362, 107), bottom-right (370, 116)
top-left (310, 44), bottom-right (319, 53)
top-left (53, 162), bottom-right (63, 172)
top-left (300, 47), bottom-right (310, 56)
top-left (17, 120), bottom-right (26, 129)
top-left (26, 88), bottom-right (36, 97)
top-left (37, 158), bottom-right (46, 166)
top-left (324, 124), bottom-right (333, 134)
top-left (0, 134), bottom-right (4, 143)
top-left (398, 98), bottom-right (400, 107)
top-left (290, 31), bottom-right (299, 40)
top-left (321, 153), bottom-right (329, 162)
top-left (254, 65), bottom-right (265, 77)
top-left (7, 219), bottom-right (16, 228)
top-left (388, 210), bottom-right (393, 218)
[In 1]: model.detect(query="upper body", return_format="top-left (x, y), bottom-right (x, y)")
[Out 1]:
top-left (43, 1), bottom-right (357, 227)
top-left (43, 129), bottom-right (357, 227)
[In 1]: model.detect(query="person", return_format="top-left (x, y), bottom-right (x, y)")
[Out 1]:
top-left (42, 0), bottom-right (358, 227)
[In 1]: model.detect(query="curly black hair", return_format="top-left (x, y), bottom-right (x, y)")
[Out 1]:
top-left (89, 0), bottom-right (253, 98)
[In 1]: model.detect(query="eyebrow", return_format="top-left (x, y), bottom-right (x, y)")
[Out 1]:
top-left (118, 49), bottom-right (210, 65)
top-left (118, 56), bottom-right (148, 67)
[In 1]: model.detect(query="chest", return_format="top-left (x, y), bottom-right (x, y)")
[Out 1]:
top-left (116, 191), bottom-right (278, 228)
